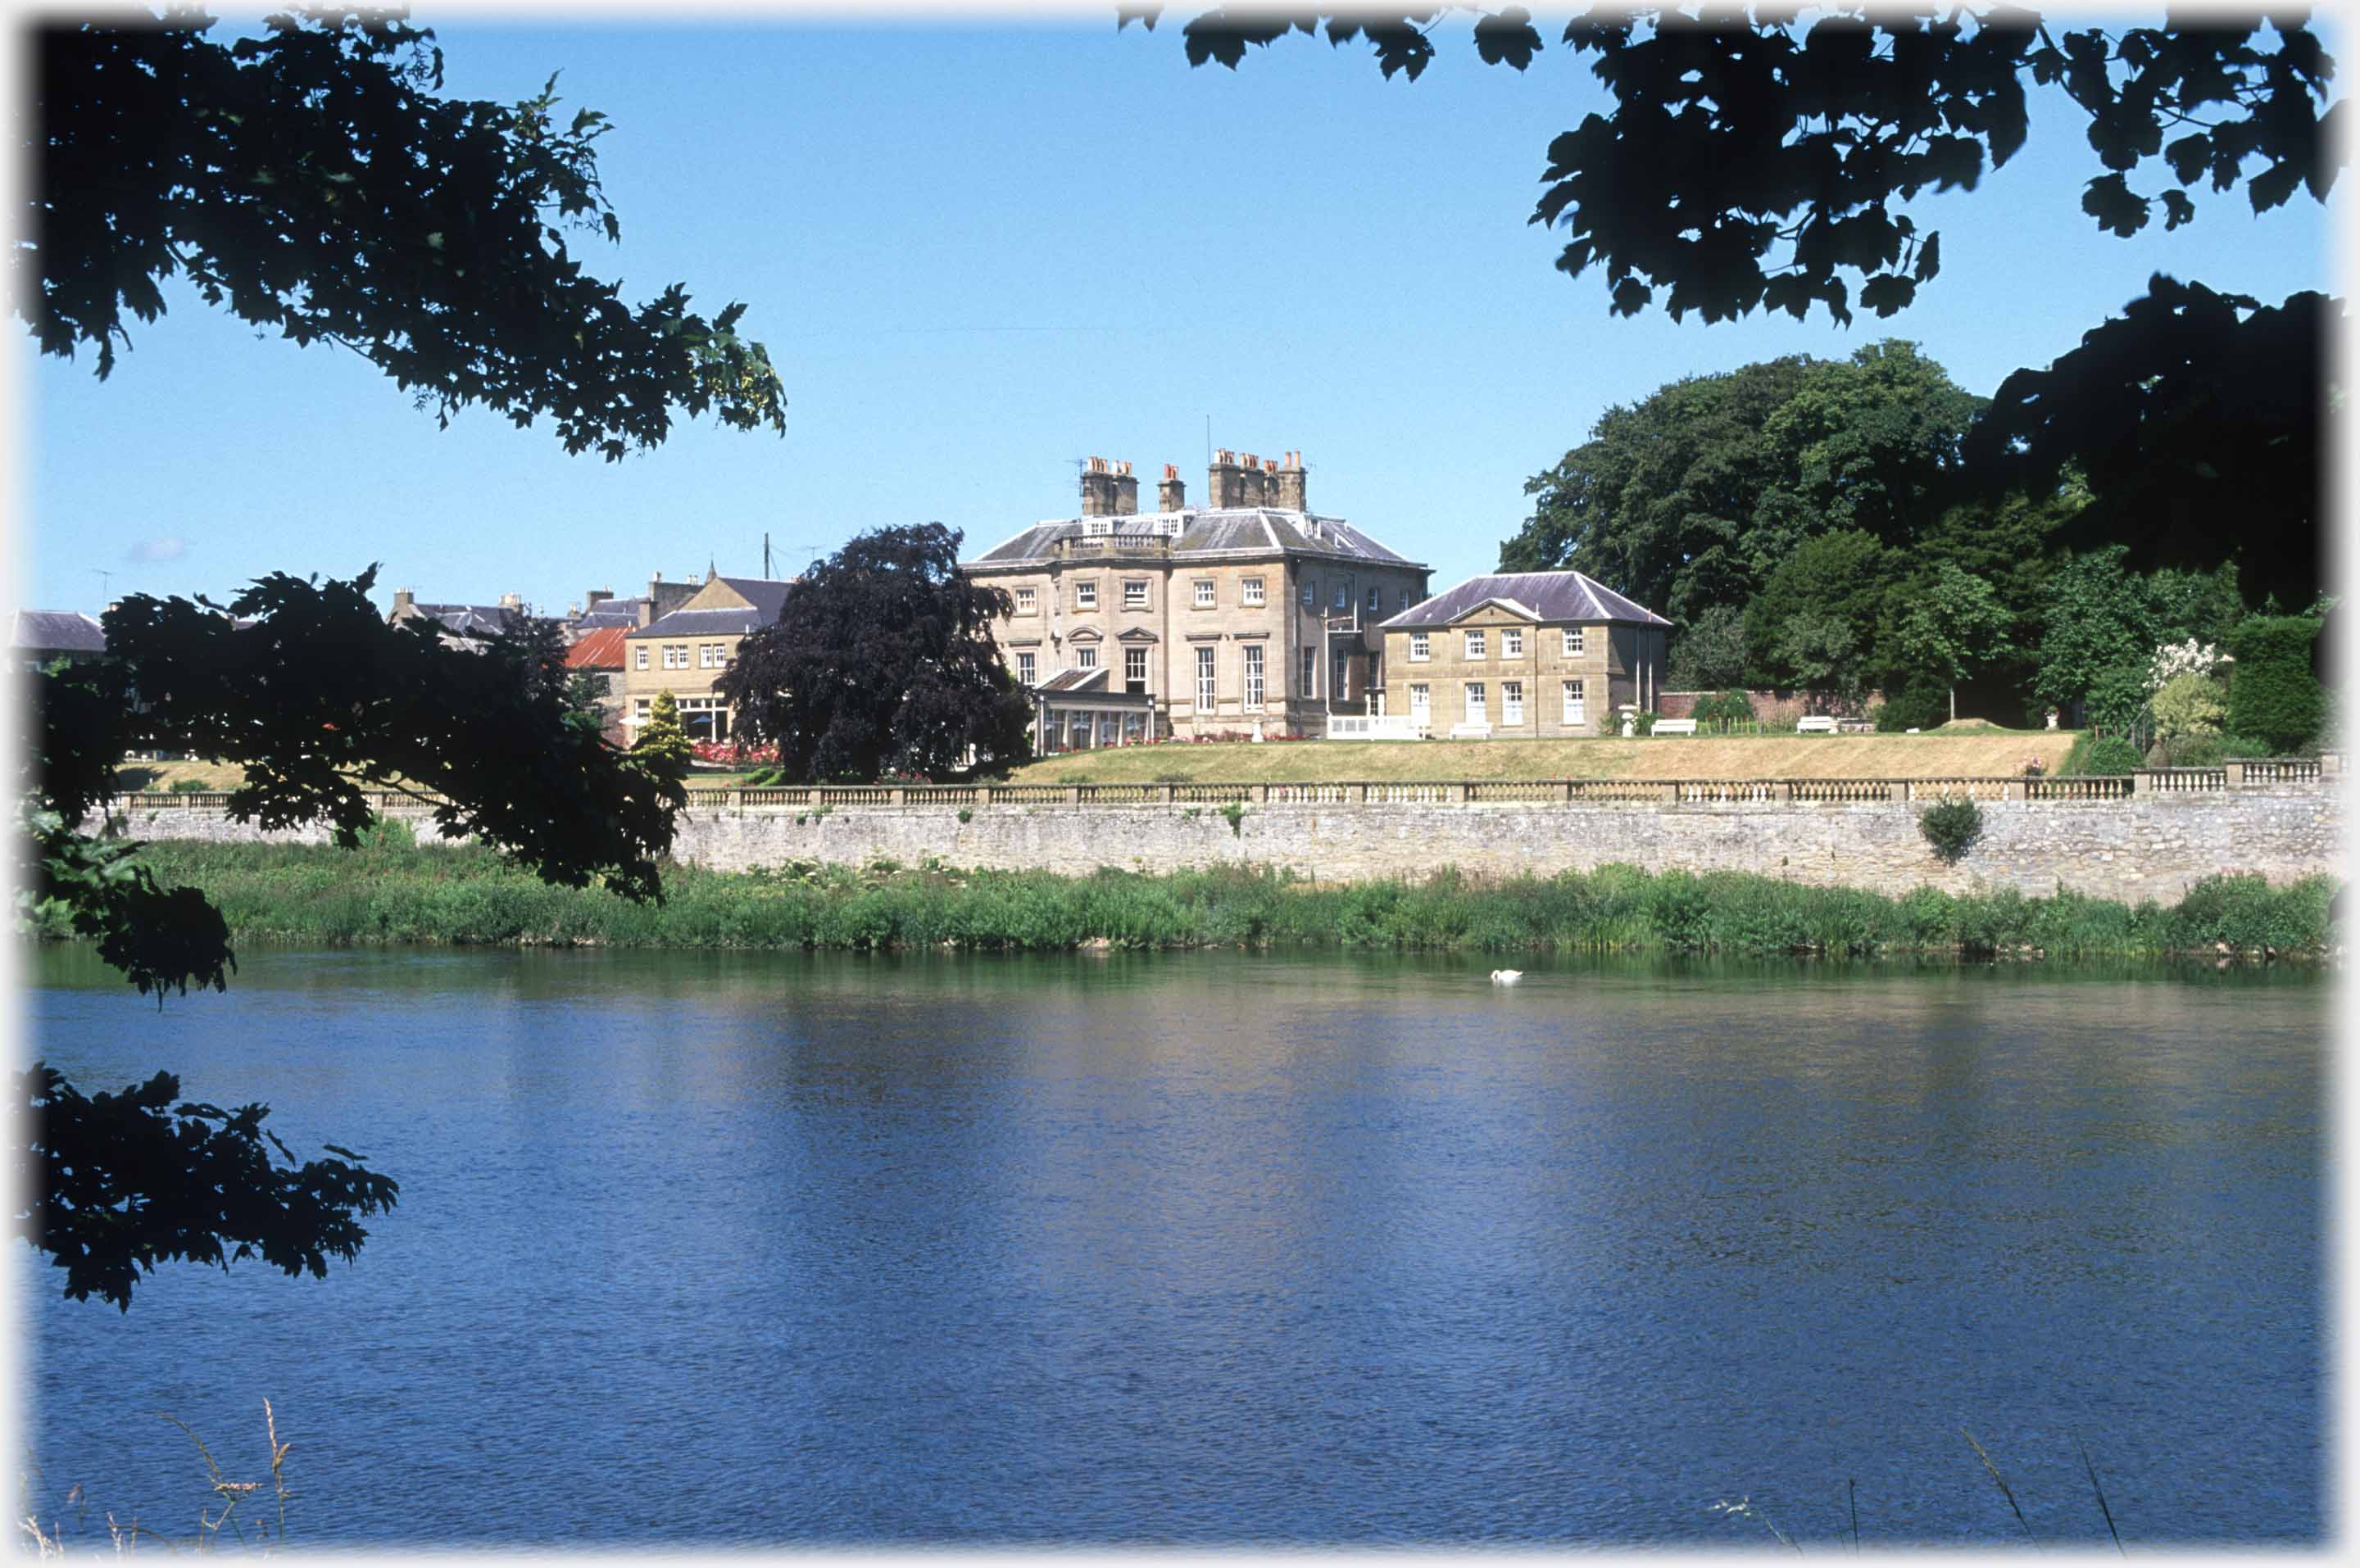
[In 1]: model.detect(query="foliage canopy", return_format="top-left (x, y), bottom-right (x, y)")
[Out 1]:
top-left (719, 525), bottom-right (1034, 783)
top-left (24, 10), bottom-right (787, 460)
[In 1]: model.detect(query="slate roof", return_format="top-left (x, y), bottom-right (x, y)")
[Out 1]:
top-left (10, 610), bottom-right (106, 654)
top-left (406, 602), bottom-right (524, 639)
top-left (966, 509), bottom-right (1418, 568)
top-left (574, 599), bottom-right (646, 629)
top-left (563, 626), bottom-right (629, 669)
top-left (1380, 570), bottom-right (1672, 630)
top-left (631, 576), bottom-right (798, 640)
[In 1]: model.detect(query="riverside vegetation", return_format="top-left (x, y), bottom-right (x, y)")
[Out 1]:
top-left (34, 823), bottom-right (2337, 961)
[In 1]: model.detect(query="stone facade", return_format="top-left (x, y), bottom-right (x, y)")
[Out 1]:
top-left (115, 786), bottom-right (2343, 907)
top-left (620, 574), bottom-right (796, 744)
top-left (963, 451), bottom-right (1431, 742)
top-left (1381, 569), bottom-right (1672, 737)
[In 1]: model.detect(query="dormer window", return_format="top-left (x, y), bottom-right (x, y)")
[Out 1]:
top-left (1082, 519), bottom-right (1114, 537)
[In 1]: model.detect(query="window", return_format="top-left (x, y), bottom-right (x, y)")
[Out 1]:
top-left (1399, 588), bottom-right (1412, 612)
top-left (1244, 644), bottom-right (1264, 706)
top-left (1301, 581), bottom-right (1316, 607)
top-left (1123, 579), bottom-right (1149, 609)
top-left (1409, 632), bottom-right (1430, 661)
top-left (1503, 628), bottom-right (1523, 659)
top-left (1076, 581), bottom-right (1097, 610)
top-left (1564, 627), bottom-right (1586, 657)
top-left (1464, 682), bottom-right (1487, 725)
top-left (1564, 678), bottom-right (1586, 726)
top-left (1300, 646), bottom-right (1316, 697)
top-left (1242, 577), bottom-right (1265, 606)
top-left (1196, 646), bottom-right (1217, 709)
top-left (1017, 650), bottom-right (1037, 686)
top-left (1076, 644), bottom-right (1098, 671)
top-left (1503, 681), bottom-right (1525, 725)
top-left (1465, 629), bottom-right (1486, 659)
top-left (1194, 579), bottom-right (1215, 608)
top-left (1015, 587), bottom-right (1037, 614)
top-left (663, 644), bottom-right (688, 670)
top-left (1366, 587), bottom-right (1382, 614)
top-left (633, 646), bottom-right (648, 670)
top-left (1125, 646), bottom-right (1147, 694)
top-left (1409, 682), bottom-right (1430, 721)
top-left (1333, 585), bottom-right (1349, 611)
top-left (1332, 651), bottom-right (1350, 700)
top-left (699, 643), bottom-right (721, 668)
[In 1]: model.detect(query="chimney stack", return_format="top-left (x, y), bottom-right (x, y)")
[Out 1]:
top-left (1236, 453), bottom-right (1265, 507)
top-left (1209, 448), bottom-right (1246, 509)
top-left (393, 587), bottom-right (415, 616)
top-left (1158, 463), bottom-right (1187, 513)
top-left (498, 591), bottom-right (524, 610)
top-left (586, 588), bottom-right (613, 608)
top-left (1080, 455), bottom-right (1116, 517)
top-left (1277, 450), bottom-right (1307, 512)
top-left (1113, 459), bottom-right (1139, 516)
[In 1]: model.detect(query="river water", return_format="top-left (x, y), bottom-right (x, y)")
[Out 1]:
top-left (17, 945), bottom-right (2326, 1546)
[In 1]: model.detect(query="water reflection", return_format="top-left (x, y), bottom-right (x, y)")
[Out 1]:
top-left (22, 945), bottom-right (2324, 1545)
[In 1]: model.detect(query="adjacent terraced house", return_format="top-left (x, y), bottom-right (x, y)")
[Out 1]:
top-left (960, 450), bottom-right (1432, 748)
top-left (621, 573), bottom-right (797, 745)
top-left (1378, 571), bottom-right (1671, 738)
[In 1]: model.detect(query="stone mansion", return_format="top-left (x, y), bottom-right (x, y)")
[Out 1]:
top-left (960, 451), bottom-right (1433, 747)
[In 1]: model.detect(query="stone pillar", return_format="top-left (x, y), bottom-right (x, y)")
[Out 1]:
top-left (1064, 785), bottom-right (1082, 807)
top-left (1558, 779), bottom-right (1574, 804)
top-left (2006, 780), bottom-right (2026, 801)
top-left (2321, 752), bottom-right (2341, 777)
top-left (1251, 783), bottom-right (1269, 804)
top-left (1352, 782), bottom-right (1369, 804)
top-left (1661, 782), bottom-right (1679, 803)
top-left (889, 786), bottom-right (907, 806)
top-left (1159, 783), bottom-right (1177, 805)
top-left (1777, 782), bottom-right (1794, 803)
top-left (982, 785), bottom-right (998, 806)
top-left (2226, 761), bottom-right (2247, 786)
top-left (729, 789), bottom-right (744, 809)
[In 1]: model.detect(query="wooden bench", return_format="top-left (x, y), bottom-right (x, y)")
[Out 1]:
top-left (1795, 716), bottom-right (1839, 735)
top-left (1448, 723), bottom-right (1494, 739)
top-left (1651, 718), bottom-right (1698, 736)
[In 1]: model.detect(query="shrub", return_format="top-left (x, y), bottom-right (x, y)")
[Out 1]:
top-left (1872, 678), bottom-right (1947, 732)
top-left (1689, 690), bottom-right (1756, 728)
top-left (2076, 736), bottom-right (2144, 776)
top-left (2149, 670), bottom-right (2226, 755)
top-left (2226, 616), bottom-right (2326, 754)
top-left (1918, 796), bottom-right (1983, 863)
top-left (1627, 709), bottom-right (1659, 736)
top-left (166, 777), bottom-right (210, 793)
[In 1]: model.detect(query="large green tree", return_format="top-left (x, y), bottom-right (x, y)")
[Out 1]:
top-left (719, 526), bottom-right (1034, 783)
top-left (1740, 528), bottom-right (1893, 686)
top-left (1506, 342), bottom-right (1978, 624)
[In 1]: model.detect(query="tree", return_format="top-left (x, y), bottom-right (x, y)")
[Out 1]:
top-left (23, 11), bottom-right (787, 1304)
top-left (1967, 279), bottom-right (2335, 611)
top-left (2226, 615), bottom-right (2326, 753)
top-left (1140, 7), bottom-right (2340, 324)
top-left (633, 689), bottom-right (693, 775)
top-left (1768, 612), bottom-right (1862, 709)
top-left (19, 569), bottom-right (688, 1303)
top-left (1892, 564), bottom-right (2013, 722)
top-left (719, 525), bottom-right (1033, 783)
top-left (1504, 342), bottom-right (1976, 623)
top-left (1143, 6), bottom-right (2339, 620)
top-left (25, 10), bottom-right (786, 460)
top-left (1666, 603), bottom-right (1749, 691)
top-left (1742, 528), bottom-right (1893, 687)
top-left (16, 1065), bottom-right (399, 1312)
top-left (2030, 546), bottom-right (2244, 724)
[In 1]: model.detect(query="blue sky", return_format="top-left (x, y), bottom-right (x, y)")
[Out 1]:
top-left (18, 7), bottom-right (2348, 618)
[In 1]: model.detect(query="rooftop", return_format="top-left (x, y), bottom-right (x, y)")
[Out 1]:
top-left (1381, 570), bottom-right (1672, 631)
top-left (966, 508), bottom-right (1419, 569)
top-left (10, 610), bottom-right (106, 654)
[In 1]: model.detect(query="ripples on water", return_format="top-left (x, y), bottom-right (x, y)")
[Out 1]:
top-left (19, 947), bottom-right (2325, 1545)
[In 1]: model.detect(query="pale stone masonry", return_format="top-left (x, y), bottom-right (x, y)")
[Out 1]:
top-left (117, 784), bottom-right (2344, 906)
top-left (1378, 570), bottom-right (1672, 738)
top-left (620, 573), bottom-right (796, 744)
top-left (960, 451), bottom-right (1432, 744)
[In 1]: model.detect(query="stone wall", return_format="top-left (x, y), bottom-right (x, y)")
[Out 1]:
top-left (110, 786), bottom-right (2343, 904)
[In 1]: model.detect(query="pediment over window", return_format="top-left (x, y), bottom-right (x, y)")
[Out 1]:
top-left (1114, 628), bottom-right (1160, 642)
top-left (1066, 626), bottom-right (1105, 642)
top-left (1445, 596), bottom-right (1542, 626)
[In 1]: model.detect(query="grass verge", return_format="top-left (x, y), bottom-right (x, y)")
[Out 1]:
top-left (32, 834), bottom-right (2337, 960)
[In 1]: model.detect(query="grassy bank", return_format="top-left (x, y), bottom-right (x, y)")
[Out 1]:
top-left (45, 833), bottom-right (2337, 961)
top-left (999, 730), bottom-right (2080, 786)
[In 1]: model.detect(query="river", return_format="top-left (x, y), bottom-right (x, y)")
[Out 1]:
top-left (17, 945), bottom-right (2326, 1546)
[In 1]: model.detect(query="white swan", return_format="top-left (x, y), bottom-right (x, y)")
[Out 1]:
top-left (1491, 969), bottom-right (1523, 985)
